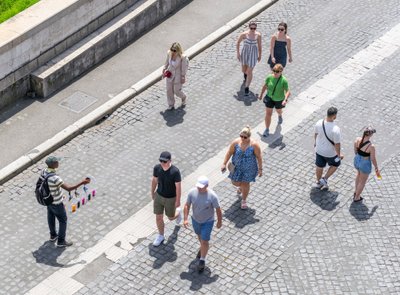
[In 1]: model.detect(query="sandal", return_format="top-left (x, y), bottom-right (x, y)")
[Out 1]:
top-left (353, 197), bottom-right (363, 202)
top-left (241, 201), bottom-right (248, 209)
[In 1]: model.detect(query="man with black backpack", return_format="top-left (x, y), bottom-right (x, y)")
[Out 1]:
top-left (38, 156), bottom-right (90, 247)
top-left (313, 107), bottom-right (343, 190)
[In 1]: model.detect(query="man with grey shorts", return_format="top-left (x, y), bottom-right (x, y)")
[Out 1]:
top-left (151, 151), bottom-right (182, 246)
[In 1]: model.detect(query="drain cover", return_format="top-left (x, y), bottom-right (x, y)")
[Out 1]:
top-left (59, 91), bottom-right (98, 113)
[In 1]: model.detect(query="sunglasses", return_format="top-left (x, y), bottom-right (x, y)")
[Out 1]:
top-left (278, 28), bottom-right (285, 32)
top-left (171, 49), bottom-right (177, 52)
top-left (240, 135), bottom-right (248, 139)
top-left (273, 70), bottom-right (281, 73)
top-left (250, 27), bottom-right (257, 30)
top-left (159, 160), bottom-right (168, 163)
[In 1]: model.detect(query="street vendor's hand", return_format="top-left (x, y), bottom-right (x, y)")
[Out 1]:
top-left (82, 178), bottom-right (91, 185)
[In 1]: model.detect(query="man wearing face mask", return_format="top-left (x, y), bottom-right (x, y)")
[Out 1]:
top-left (151, 151), bottom-right (182, 246)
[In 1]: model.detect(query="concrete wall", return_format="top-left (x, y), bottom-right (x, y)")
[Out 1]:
top-left (0, 0), bottom-right (139, 110)
top-left (31, 0), bottom-right (191, 98)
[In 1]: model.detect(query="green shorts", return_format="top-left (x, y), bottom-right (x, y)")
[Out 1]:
top-left (153, 192), bottom-right (176, 217)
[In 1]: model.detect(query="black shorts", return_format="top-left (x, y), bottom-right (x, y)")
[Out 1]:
top-left (263, 95), bottom-right (285, 109)
top-left (315, 153), bottom-right (341, 168)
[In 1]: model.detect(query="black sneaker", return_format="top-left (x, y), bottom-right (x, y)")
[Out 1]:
top-left (197, 260), bottom-right (205, 272)
top-left (244, 87), bottom-right (249, 96)
top-left (196, 249), bottom-right (201, 259)
top-left (57, 240), bottom-right (73, 248)
top-left (49, 235), bottom-right (58, 242)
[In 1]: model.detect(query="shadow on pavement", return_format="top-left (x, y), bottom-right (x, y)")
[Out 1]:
top-left (224, 198), bottom-right (259, 228)
top-left (258, 125), bottom-right (285, 150)
top-left (32, 241), bottom-right (86, 268)
top-left (180, 259), bottom-right (219, 291)
top-left (233, 83), bottom-right (258, 106)
top-left (160, 106), bottom-right (186, 127)
top-left (349, 202), bottom-right (378, 221)
top-left (310, 188), bottom-right (340, 211)
top-left (148, 225), bottom-right (180, 269)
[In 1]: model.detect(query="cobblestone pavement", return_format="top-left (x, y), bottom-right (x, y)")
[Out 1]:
top-left (1, 0), bottom-right (400, 294)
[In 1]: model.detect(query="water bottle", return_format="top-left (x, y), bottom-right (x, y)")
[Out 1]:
top-left (71, 199), bottom-right (77, 213)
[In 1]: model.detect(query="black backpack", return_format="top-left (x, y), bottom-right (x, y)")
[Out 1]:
top-left (35, 171), bottom-right (55, 206)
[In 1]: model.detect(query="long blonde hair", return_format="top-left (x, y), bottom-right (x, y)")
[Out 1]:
top-left (168, 42), bottom-right (183, 57)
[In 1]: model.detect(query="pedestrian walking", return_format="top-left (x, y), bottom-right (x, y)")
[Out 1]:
top-left (313, 107), bottom-right (343, 190)
top-left (151, 151), bottom-right (182, 246)
top-left (236, 21), bottom-right (262, 96)
top-left (221, 126), bottom-right (263, 209)
top-left (39, 156), bottom-right (90, 247)
top-left (267, 22), bottom-right (293, 69)
top-left (183, 176), bottom-right (222, 272)
top-left (162, 42), bottom-right (189, 110)
top-left (353, 126), bottom-right (380, 202)
top-left (258, 64), bottom-right (290, 137)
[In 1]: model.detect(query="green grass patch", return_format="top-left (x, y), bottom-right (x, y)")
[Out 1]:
top-left (0, 0), bottom-right (40, 24)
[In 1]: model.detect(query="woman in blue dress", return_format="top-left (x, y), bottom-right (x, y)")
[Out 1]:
top-left (221, 126), bottom-right (263, 209)
top-left (267, 22), bottom-right (293, 69)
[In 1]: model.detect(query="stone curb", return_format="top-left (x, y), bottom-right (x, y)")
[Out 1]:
top-left (0, 0), bottom-right (278, 186)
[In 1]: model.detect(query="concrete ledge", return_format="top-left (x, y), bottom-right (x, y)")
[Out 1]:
top-left (0, 0), bottom-right (140, 110)
top-left (0, 0), bottom-right (277, 185)
top-left (31, 0), bottom-right (190, 98)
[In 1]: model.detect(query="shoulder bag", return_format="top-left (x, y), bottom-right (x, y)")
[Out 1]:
top-left (322, 120), bottom-right (335, 145)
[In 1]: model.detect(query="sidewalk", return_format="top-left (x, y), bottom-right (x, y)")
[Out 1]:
top-left (1, 0), bottom-right (400, 294)
top-left (0, 0), bottom-right (261, 169)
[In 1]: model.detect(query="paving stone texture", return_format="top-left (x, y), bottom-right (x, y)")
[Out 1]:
top-left (1, 0), bottom-right (400, 294)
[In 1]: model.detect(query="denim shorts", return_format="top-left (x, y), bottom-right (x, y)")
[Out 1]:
top-left (191, 218), bottom-right (214, 241)
top-left (315, 153), bottom-right (341, 168)
top-left (354, 154), bottom-right (372, 174)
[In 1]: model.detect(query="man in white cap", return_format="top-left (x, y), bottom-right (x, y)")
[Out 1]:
top-left (183, 176), bottom-right (222, 272)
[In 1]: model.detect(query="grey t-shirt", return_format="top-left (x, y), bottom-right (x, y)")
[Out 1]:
top-left (186, 188), bottom-right (220, 223)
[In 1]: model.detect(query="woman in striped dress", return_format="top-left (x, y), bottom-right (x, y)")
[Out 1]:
top-left (236, 21), bottom-right (262, 96)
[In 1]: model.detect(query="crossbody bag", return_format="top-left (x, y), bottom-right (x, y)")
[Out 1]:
top-left (322, 120), bottom-right (335, 145)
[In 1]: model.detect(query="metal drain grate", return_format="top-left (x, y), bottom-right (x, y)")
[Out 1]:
top-left (59, 91), bottom-right (98, 113)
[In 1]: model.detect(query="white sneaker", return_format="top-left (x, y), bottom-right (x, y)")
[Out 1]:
top-left (175, 207), bottom-right (182, 225)
top-left (312, 181), bottom-right (323, 189)
top-left (153, 234), bottom-right (164, 247)
top-left (319, 178), bottom-right (329, 190)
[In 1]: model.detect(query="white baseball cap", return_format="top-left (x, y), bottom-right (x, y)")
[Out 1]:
top-left (195, 176), bottom-right (209, 188)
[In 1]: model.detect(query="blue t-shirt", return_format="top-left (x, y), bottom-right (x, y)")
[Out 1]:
top-left (186, 188), bottom-right (220, 223)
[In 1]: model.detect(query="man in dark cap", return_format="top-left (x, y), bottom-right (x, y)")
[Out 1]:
top-left (41, 156), bottom-right (90, 247)
top-left (150, 151), bottom-right (182, 246)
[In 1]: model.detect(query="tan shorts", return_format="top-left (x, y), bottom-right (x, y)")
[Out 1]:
top-left (153, 192), bottom-right (176, 217)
